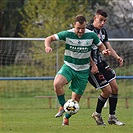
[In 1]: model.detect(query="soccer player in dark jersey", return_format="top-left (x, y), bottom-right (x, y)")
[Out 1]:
top-left (86, 9), bottom-right (125, 126)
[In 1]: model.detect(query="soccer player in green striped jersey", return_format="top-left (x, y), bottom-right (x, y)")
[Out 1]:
top-left (44, 14), bottom-right (110, 125)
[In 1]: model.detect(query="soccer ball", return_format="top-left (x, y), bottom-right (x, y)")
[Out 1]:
top-left (64, 99), bottom-right (79, 115)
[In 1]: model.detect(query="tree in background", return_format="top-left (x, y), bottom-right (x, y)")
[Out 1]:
top-left (19, 0), bottom-right (93, 37)
top-left (0, 0), bottom-right (133, 38)
top-left (95, 0), bottom-right (133, 38)
top-left (0, 0), bottom-right (24, 37)
top-left (0, 0), bottom-right (132, 69)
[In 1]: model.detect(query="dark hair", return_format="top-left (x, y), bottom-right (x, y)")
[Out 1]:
top-left (74, 15), bottom-right (86, 24)
top-left (96, 9), bottom-right (108, 17)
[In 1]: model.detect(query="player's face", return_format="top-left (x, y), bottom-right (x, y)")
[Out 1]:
top-left (94, 14), bottom-right (107, 29)
top-left (74, 21), bottom-right (86, 37)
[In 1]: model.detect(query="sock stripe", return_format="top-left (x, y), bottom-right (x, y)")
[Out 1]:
top-left (109, 94), bottom-right (118, 98)
top-left (98, 95), bottom-right (107, 102)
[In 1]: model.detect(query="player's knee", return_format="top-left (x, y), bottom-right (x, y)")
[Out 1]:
top-left (53, 81), bottom-right (59, 91)
top-left (102, 86), bottom-right (112, 97)
top-left (111, 86), bottom-right (118, 94)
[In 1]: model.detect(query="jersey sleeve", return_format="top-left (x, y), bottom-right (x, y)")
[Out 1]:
top-left (92, 32), bottom-right (102, 46)
top-left (54, 31), bottom-right (67, 41)
top-left (102, 28), bottom-right (108, 43)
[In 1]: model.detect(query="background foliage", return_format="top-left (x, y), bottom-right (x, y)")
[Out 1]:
top-left (0, 0), bottom-right (133, 80)
top-left (0, 0), bottom-right (133, 38)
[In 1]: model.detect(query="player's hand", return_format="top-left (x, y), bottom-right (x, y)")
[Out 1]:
top-left (102, 49), bottom-right (111, 56)
top-left (117, 56), bottom-right (123, 66)
top-left (91, 64), bottom-right (99, 74)
top-left (45, 47), bottom-right (52, 53)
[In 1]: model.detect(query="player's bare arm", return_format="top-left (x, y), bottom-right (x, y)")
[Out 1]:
top-left (90, 56), bottom-right (99, 74)
top-left (45, 35), bottom-right (56, 53)
top-left (105, 42), bottom-right (123, 66)
top-left (98, 43), bottom-right (111, 56)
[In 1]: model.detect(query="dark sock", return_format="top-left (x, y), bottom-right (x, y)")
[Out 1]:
top-left (109, 94), bottom-right (118, 115)
top-left (96, 95), bottom-right (107, 114)
top-left (65, 113), bottom-right (72, 119)
top-left (57, 94), bottom-right (66, 107)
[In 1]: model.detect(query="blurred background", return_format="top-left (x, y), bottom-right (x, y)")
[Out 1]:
top-left (0, 0), bottom-right (133, 38)
top-left (0, 0), bottom-right (133, 110)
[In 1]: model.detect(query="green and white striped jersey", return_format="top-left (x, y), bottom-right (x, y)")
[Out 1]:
top-left (54, 28), bottom-right (102, 71)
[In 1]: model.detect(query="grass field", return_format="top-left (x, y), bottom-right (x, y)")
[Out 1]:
top-left (0, 79), bottom-right (132, 133)
top-left (0, 97), bottom-right (133, 133)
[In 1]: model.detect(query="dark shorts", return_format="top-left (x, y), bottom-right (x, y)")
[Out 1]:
top-left (88, 61), bottom-right (116, 90)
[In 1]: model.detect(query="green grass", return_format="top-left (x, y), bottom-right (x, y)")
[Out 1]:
top-left (0, 97), bottom-right (133, 133)
top-left (0, 80), bottom-right (132, 98)
top-left (0, 108), bottom-right (132, 133)
top-left (0, 75), bottom-right (132, 133)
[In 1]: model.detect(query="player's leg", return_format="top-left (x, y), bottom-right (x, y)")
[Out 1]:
top-left (92, 85), bottom-right (112, 126)
top-left (101, 61), bottom-right (118, 116)
top-left (88, 72), bottom-right (111, 125)
top-left (54, 64), bottom-right (72, 118)
top-left (71, 92), bottom-right (82, 102)
top-left (108, 79), bottom-right (125, 125)
top-left (101, 61), bottom-right (125, 125)
top-left (62, 92), bottom-right (82, 126)
top-left (62, 71), bottom-right (88, 125)
top-left (98, 85), bottom-right (112, 112)
top-left (54, 74), bottom-right (68, 118)
top-left (108, 79), bottom-right (118, 116)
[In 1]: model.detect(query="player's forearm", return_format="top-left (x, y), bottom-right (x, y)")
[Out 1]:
top-left (44, 36), bottom-right (52, 48)
top-left (44, 35), bottom-right (57, 53)
top-left (45, 35), bottom-right (57, 47)
top-left (105, 42), bottom-right (120, 60)
top-left (98, 44), bottom-right (111, 56)
top-left (98, 43), bottom-right (106, 52)
top-left (110, 48), bottom-right (120, 60)
top-left (90, 55), bottom-right (99, 74)
top-left (90, 56), bottom-right (95, 66)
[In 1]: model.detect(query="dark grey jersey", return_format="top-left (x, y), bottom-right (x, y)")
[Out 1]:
top-left (86, 24), bottom-right (108, 64)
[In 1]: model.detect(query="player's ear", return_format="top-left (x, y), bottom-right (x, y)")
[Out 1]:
top-left (73, 22), bottom-right (76, 26)
top-left (94, 15), bottom-right (96, 20)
